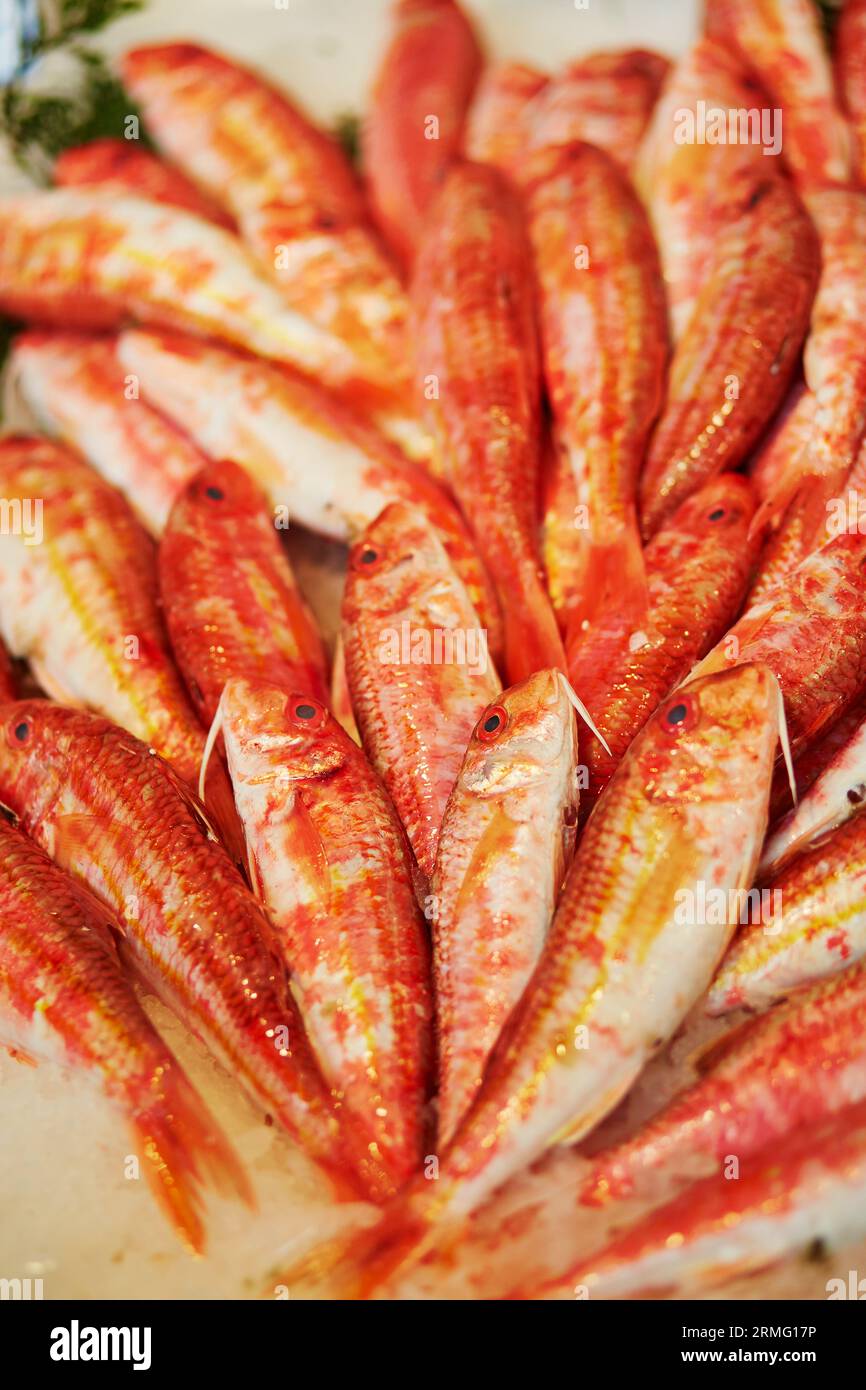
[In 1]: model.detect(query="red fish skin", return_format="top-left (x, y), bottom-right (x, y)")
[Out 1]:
top-left (837, 0), bottom-right (866, 187)
top-left (767, 687), bottom-right (866, 823)
top-left (525, 141), bottom-right (668, 634)
top-left (639, 176), bottom-right (819, 538)
top-left (53, 138), bottom-right (236, 229)
top-left (0, 640), bottom-right (16, 702)
top-left (0, 700), bottom-right (393, 1203)
top-left (218, 679), bottom-right (435, 1188)
top-left (688, 528), bottom-right (866, 758)
top-left (567, 475), bottom-right (758, 816)
top-left (411, 161), bottom-right (565, 684)
top-left (119, 42), bottom-right (411, 407)
top-left (159, 459), bottom-right (329, 724)
top-left (363, 0), bottom-right (483, 271)
top-left (526, 1095), bottom-right (866, 1299)
top-left (11, 330), bottom-right (208, 536)
top-left (0, 435), bottom-right (240, 856)
top-left (0, 814), bottom-right (250, 1252)
top-left (580, 961), bottom-right (866, 1209)
top-left (463, 63), bottom-right (549, 176)
top-left (705, 0), bottom-right (852, 189)
top-left (116, 328), bottom-right (503, 663)
top-left (341, 503), bottom-right (501, 880)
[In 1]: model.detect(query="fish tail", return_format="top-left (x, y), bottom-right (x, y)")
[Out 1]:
top-left (501, 568), bottom-right (566, 683)
top-left (127, 1062), bottom-right (253, 1255)
top-left (275, 1202), bottom-right (433, 1299)
top-left (566, 517), bottom-right (648, 638)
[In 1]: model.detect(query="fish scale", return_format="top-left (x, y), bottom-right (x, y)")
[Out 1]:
top-left (0, 699), bottom-right (393, 1203)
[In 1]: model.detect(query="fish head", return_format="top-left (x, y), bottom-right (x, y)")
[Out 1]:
top-left (0, 699), bottom-right (89, 830)
top-left (460, 669), bottom-right (578, 799)
top-left (636, 663), bottom-right (780, 812)
top-left (345, 502), bottom-right (457, 618)
top-left (176, 457), bottom-right (269, 529)
top-left (218, 678), bottom-right (347, 788)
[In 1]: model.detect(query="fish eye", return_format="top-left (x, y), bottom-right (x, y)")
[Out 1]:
top-left (476, 704), bottom-right (508, 742)
top-left (287, 696), bottom-right (328, 731)
top-left (349, 540), bottom-right (384, 573)
top-left (661, 696), bottom-right (696, 735)
top-left (708, 507), bottom-right (725, 522)
top-left (204, 485), bottom-right (224, 501)
top-left (7, 717), bottom-right (31, 747)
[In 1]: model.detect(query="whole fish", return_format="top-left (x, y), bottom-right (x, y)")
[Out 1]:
top-left (705, 0), bottom-right (852, 188)
top-left (0, 699), bottom-right (391, 1202)
top-left (117, 329), bottom-right (502, 657)
top-left (411, 161), bottom-right (564, 683)
top-left (688, 529), bottom-right (866, 758)
top-left (119, 42), bottom-right (411, 411)
top-left (363, 0), bottom-right (482, 269)
top-left (341, 502), bottom-right (500, 880)
top-left (527, 50), bottom-right (670, 173)
top-left (54, 138), bottom-right (236, 228)
top-left (634, 39), bottom-right (770, 342)
top-left (0, 436), bottom-right (239, 849)
top-left (709, 811), bottom-right (866, 1015)
top-left (527, 1097), bottom-right (866, 1299)
top-left (525, 141), bottom-right (667, 632)
top-left (282, 663), bottom-right (780, 1296)
top-left (567, 475), bottom-right (757, 816)
top-left (0, 188), bottom-right (372, 392)
top-left (213, 677), bottom-right (433, 1187)
top-left (639, 175), bottom-right (818, 537)
top-left (159, 458), bottom-right (328, 722)
top-left (0, 814), bottom-right (249, 1253)
top-left (463, 63), bottom-right (548, 177)
top-left (761, 710), bottom-right (866, 876)
top-left (10, 330), bottom-right (206, 535)
top-left (837, 0), bottom-right (866, 186)
top-left (432, 669), bottom-right (579, 1146)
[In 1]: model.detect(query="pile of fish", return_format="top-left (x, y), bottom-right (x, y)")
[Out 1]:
top-left (3, 0), bottom-right (866, 1299)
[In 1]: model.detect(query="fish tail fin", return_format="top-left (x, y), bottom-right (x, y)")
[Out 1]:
top-left (128, 1061), bottom-right (254, 1255)
top-left (566, 518), bottom-right (647, 639)
top-left (274, 1201), bottom-right (433, 1299)
top-left (501, 568), bottom-right (566, 683)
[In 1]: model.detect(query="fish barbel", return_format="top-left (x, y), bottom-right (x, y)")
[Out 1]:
top-left (567, 475), bottom-right (757, 816)
top-left (688, 528), bottom-right (866, 757)
top-left (363, 0), bottom-right (482, 270)
top-left (214, 678), bottom-right (433, 1187)
top-left (705, 0), bottom-right (852, 188)
top-left (410, 161), bottom-right (564, 683)
top-left (0, 699), bottom-right (391, 1201)
top-left (528, 1096), bottom-right (866, 1298)
top-left (119, 43), bottom-right (411, 406)
top-left (634, 39), bottom-right (770, 342)
top-left (0, 814), bottom-right (250, 1252)
top-left (159, 459), bottom-right (328, 723)
top-left (280, 663), bottom-right (780, 1296)
top-left (0, 435), bottom-right (239, 850)
top-left (432, 669), bottom-right (579, 1146)
top-left (639, 175), bottom-right (818, 537)
top-left (0, 188), bottom-right (368, 390)
top-left (10, 330), bottom-right (206, 535)
top-left (525, 140), bottom-right (667, 633)
top-left (760, 706), bottom-right (866, 876)
top-left (709, 809), bottom-right (866, 1015)
top-left (54, 138), bottom-right (236, 228)
top-left (341, 502), bottom-right (501, 880)
top-left (117, 329), bottom-right (502, 657)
